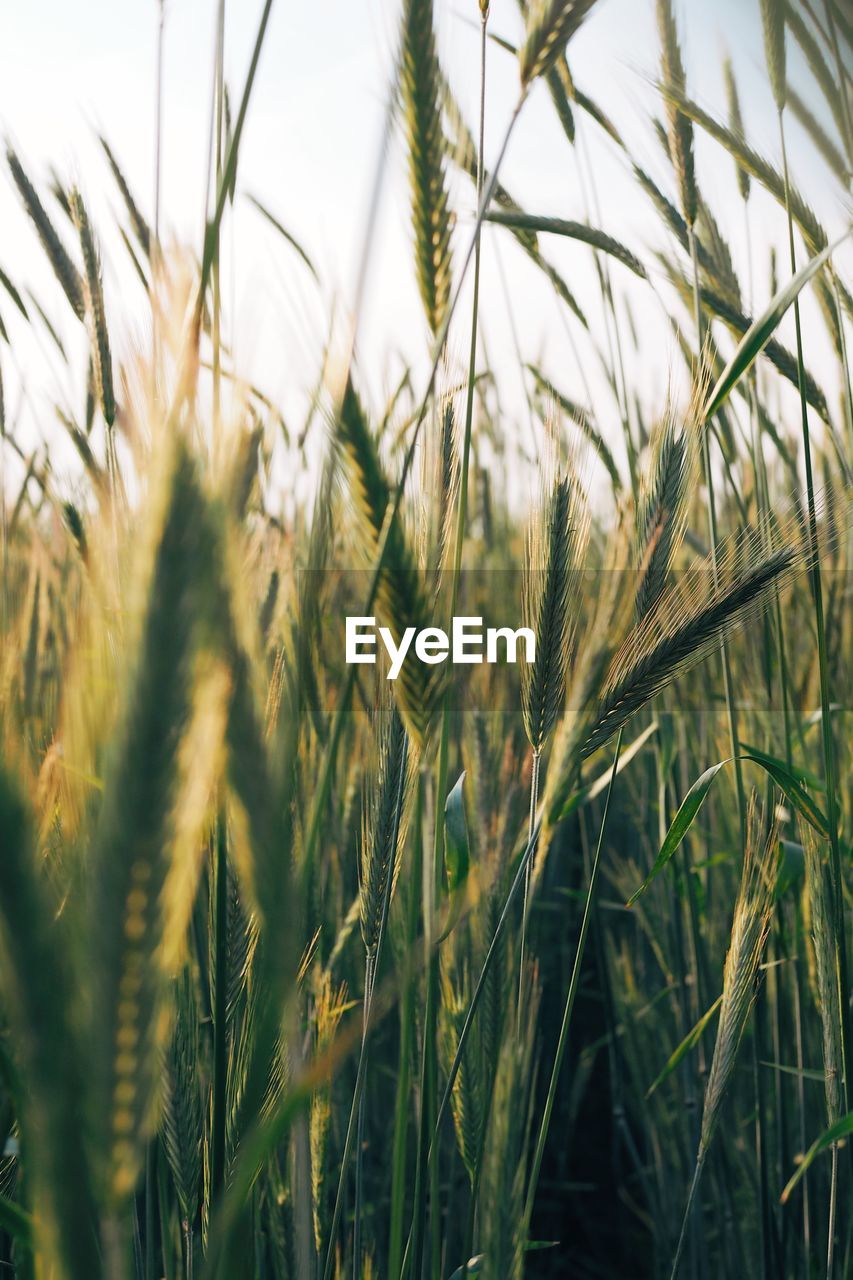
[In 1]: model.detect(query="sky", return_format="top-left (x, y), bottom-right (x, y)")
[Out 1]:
top-left (0, 0), bottom-right (850, 511)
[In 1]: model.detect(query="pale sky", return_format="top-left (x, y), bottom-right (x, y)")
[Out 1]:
top-left (1, 0), bottom-right (849, 511)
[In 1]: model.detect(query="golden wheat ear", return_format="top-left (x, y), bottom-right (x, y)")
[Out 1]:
top-left (583, 526), bottom-right (800, 759)
top-left (310, 970), bottom-right (348, 1257)
top-left (801, 821), bottom-right (844, 1131)
top-left (420, 393), bottom-right (460, 593)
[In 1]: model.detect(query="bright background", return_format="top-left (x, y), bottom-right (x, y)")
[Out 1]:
top-left (0, 0), bottom-right (849, 509)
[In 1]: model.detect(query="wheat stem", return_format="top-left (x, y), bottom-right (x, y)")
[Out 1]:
top-left (778, 108), bottom-right (850, 1134)
top-left (352, 951), bottom-right (374, 1280)
top-left (408, 16), bottom-right (489, 1272)
top-left (670, 1152), bottom-right (707, 1280)
top-left (688, 225), bottom-right (747, 836)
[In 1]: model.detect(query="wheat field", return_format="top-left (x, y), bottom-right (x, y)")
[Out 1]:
top-left (0, 1), bottom-right (850, 1277)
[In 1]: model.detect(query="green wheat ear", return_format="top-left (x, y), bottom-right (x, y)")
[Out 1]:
top-left (162, 967), bottom-right (204, 1233)
top-left (401, 0), bottom-right (453, 338)
top-left (634, 402), bottom-right (697, 622)
top-left (0, 766), bottom-right (102, 1278)
top-left (337, 376), bottom-right (445, 744)
top-left (359, 703), bottom-right (414, 958)
top-left (521, 435), bottom-right (589, 754)
top-left (90, 441), bottom-right (213, 1205)
top-left (6, 146), bottom-right (86, 320)
top-left (99, 134), bottom-right (151, 257)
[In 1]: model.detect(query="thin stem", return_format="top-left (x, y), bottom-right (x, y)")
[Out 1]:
top-left (517, 748), bottom-right (540, 1032)
top-left (779, 110), bottom-right (848, 1280)
top-left (670, 1152), bottom-right (707, 1280)
top-left (300, 88), bottom-right (526, 905)
top-left (410, 19), bottom-right (490, 1276)
top-left (154, 1), bottom-right (165, 247)
top-left (212, 0), bottom-right (225, 436)
top-left (827, 1144), bottom-right (838, 1280)
top-left (779, 110), bottom-right (849, 1115)
top-left (687, 225), bottom-right (746, 840)
top-left (387, 779), bottom-right (422, 1277)
top-left (145, 1145), bottom-right (156, 1280)
top-left (353, 951), bottom-right (375, 1280)
top-left (210, 813), bottom-right (228, 1207)
top-left (522, 728), bottom-right (624, 1235)
top-left (152, 0), bottom-right (166, 391)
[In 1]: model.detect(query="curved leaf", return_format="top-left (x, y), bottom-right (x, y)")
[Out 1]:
top-left (646, 994), bottom-right (722, 1098)
top-left (781, 1111), bottom-right (853, 1203)
top-left (742, 752), bottom-right (830, 839)
top-left (703, 233), bottom-right (847, 421)
top-left (627, 761), bottom-right (727, 906)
